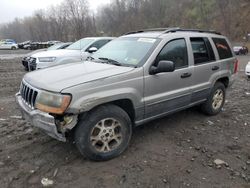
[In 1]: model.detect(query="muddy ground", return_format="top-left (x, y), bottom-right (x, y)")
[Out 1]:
top-left (0, 51), bottom-right (250, 188)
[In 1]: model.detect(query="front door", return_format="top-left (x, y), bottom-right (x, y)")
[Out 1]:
top-left (144, 38), bottom-right (193, 119)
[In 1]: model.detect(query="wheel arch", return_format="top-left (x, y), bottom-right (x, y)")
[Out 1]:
top-left (79, 98), bottom-right (136, 124)
top-left (216, 77), bottom-right (229, 88)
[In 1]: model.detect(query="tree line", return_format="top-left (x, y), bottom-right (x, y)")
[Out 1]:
top-left (0, 0), bottom-right (249, 42)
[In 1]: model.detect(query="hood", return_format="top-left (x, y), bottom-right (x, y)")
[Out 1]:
top-left (31, 49), bottom-right (81, 58)
top-left (24, 61), bottom-right (134, 92)
top-left (25, 49), bottom-right (47, 57)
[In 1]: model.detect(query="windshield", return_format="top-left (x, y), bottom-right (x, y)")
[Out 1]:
top-left (47, 43), bottom-right (64, 50)
top-left (92, 37), bottom-right (159, 67)
top-left (66, 38), bottom-right (94, 50)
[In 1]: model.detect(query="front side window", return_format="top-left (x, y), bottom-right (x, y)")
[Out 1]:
top-left (155, 39), bottom-right (188, 69)
top-left (191, 37), bottom-right (215, 65)
top-left (212, 38), bottom-right (233, 60)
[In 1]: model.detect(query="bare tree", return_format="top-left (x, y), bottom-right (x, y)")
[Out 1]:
top-left (0, 0), bottom-right (249, 42)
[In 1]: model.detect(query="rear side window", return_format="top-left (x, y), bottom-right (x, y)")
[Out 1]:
top-left (155, 38), bottom-right (188, 69)
top-left (212, 38), bottom-right (233, 59)
top-left (190, 37), bottom-right (215, 65)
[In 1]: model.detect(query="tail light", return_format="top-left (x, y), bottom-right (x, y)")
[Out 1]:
top-left (233, 59), bottom-right (239, 74)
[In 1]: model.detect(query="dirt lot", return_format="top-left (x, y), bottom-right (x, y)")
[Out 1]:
top-left (0, 50), bottom-right (250, 188)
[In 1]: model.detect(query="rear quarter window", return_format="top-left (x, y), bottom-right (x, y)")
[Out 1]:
top-left (212, 38), bottom-right (233, 60)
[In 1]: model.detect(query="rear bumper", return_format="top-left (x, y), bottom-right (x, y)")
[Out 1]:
top-left (15, 93), bottom-right (66, 142)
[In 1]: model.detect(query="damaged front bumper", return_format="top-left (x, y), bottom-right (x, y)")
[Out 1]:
top-left (16, 93), bottom-right (71, 142)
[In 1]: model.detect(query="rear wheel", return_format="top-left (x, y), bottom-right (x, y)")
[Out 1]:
top-left (74, 104), bottom-right (132, 161)
top-left (201, 82), bottom-right (226, 116)
top-left (11, 46), bottom-right (16, 50)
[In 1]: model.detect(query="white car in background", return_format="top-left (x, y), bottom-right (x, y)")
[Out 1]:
top-left (0, 40), bottom-right (18, 50)
top-left (246, 61), bottom-right (250, 78)
top-left (22, 42), bottom-right (72, 71)
top-left (28, 37), bottom-right (114, 71)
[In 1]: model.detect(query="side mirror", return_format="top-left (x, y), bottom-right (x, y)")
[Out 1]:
top-left (149, 60), bottom-right (175, 75)
top-left (88, 47), bottom-right (98, 53)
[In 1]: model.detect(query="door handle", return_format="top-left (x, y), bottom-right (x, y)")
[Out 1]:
top-left (212, 66), bottom-right (220, 71)
top-left (181, 72), bottom-right (192, 78)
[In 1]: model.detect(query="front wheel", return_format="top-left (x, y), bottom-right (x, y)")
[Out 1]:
top-left (74, 104), bottom-right (132, 161)
top-left (201, 82), bottom-right (226, 116)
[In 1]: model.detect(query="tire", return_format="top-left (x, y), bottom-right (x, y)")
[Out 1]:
top-left (11, 46), bottom-right (16, 50)
top-left (201, 82), bottom-right (226, 116)
top-left (248, 76), bottom-right (250, 79)
top-left (74, 104), bottom-right (132, 161)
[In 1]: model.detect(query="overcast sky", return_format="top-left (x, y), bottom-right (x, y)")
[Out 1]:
top-left (0, 0), bottom-right (110, 24)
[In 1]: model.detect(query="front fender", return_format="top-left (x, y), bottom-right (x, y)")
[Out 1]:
top-left (66, 87), bottom-right (143, 114)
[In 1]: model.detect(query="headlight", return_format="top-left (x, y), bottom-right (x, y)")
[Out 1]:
top-left (248, 62), bottom-right (250, 65)
top-left (38, 57), bottom-right (56, 62)
top-left (35, 91), bottom-right (71, 114)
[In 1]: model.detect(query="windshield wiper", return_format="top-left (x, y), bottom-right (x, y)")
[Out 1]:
top-left (98, 57), bottom-right (122, 66)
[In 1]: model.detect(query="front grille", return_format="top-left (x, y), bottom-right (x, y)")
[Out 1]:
top-left (28, 57), bottom-right (37, 71)
top-left (20, 82), bottom-right (38, 109)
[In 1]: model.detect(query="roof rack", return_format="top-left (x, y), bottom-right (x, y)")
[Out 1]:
top-left (163, 28), bottom-right (221, 35)
top-left (125, 27), bottom-right (221, 35)
top-left (125, 27), bottom-right (180, 35)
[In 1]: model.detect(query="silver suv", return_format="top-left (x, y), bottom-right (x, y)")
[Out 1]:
top-left (16, 28), bottom-right (238, 161)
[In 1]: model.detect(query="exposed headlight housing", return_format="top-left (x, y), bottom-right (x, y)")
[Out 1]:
top-left (35, 91), bottom-right (71, 114)
top-left (38, 57), bottom-right (56, 62)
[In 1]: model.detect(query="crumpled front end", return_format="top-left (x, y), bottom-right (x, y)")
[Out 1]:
top-left (15, 80), bottom-right (78, 142)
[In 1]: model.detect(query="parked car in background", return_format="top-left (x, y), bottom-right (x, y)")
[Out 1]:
top-left (22, 41), bottom-right (61, 50)
top-left (16, 28), bottom-right (237, 161)
top-left (233, 46), bottom-right (248, 55)
top-left (1, 39), bottom-right (17, 44)
top-left (27, 37), bottom-right (114, 71)
top-left (245, 61), bottom-right (250, 78)
top-left (22, 42), bottom-right (72, 71)
top-left (23, 42), bottom-right (37, 50)
top-left (18, 41), bottom-right (32, 49)
top-left (0, 40), bottom-right (18, 50)
top-left (47, 41), bottom-right (61, 45)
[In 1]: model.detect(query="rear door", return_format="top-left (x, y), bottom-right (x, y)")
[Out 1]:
top-left (189, 37), bottom-right (219, 104)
